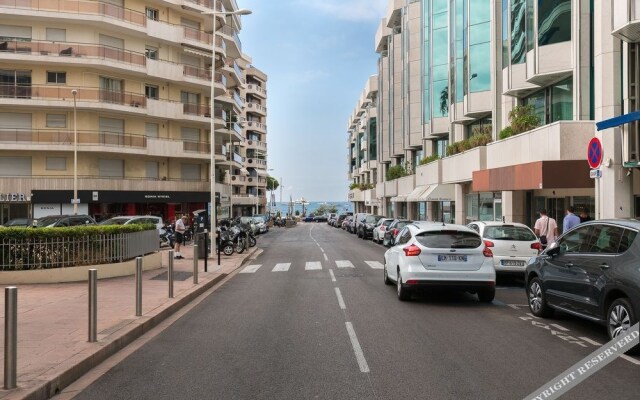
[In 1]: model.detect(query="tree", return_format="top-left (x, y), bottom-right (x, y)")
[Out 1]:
top-left (314, 204), bottom-right (338, 216)
top-left (266, 176), bottom-right (279, 191)
top-left (439, 86), bottom-right (449, 115)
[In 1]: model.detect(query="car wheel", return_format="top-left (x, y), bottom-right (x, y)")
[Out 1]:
top-left (607, 298), bottom-right (639, 354)
top-left (397, 270), bottom-right (411, 301)
top-left (478, 287), bottom-right (495, 303)
top-left (384, 263), bottom-right (392, 286)
top-left (527, 278), bottom-right (553, 318)
top-left (222, 244), bottom-right (234, 256)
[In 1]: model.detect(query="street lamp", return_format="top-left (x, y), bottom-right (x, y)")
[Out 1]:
top-left (71, 89), bottom-right (78, 215)
top-left (203, 7), bottom-right (252, 253)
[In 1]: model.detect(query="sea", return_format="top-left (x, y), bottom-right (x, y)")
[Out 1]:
top-left (269, 201), bottom-right (352, 217)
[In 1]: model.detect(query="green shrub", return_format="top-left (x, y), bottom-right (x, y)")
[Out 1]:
top-left (499, 126), bottom-right (514, 140)
top-left (445, 133), bottom-right (493, 157)
top-left (349, 182), bottom-right (359, 190)
top-left (386, 164), bottom-right (408, 180)
top-left (508, 104), bottom-right (540, 134)
top-left (0, 224), bottom-right (155, 240)
top-left (419, 154), bottom-right (440, 165)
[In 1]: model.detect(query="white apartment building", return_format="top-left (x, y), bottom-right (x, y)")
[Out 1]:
top-left (0, 0), bottom-right (268, 224)
top-left (349, 0), bottom-right (638, 231)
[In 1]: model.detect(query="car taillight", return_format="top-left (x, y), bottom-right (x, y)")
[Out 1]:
top-left (403, 244), bottom-right (421, 256)
top-left (483, 246), bottom-right (493, 257)
top-left (484, 240), bottom-right (494, 247)
top-left (531, 242), bottom-right (542, 252)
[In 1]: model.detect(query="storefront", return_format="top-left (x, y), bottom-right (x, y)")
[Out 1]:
top-left (0, 192), bottom-right (30, 225)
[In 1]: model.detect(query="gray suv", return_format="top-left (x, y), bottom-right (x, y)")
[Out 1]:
top-left (525, 219), bottom-right (640, 353)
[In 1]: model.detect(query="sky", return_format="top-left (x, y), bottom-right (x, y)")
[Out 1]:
top-left (238, 0), bottom-right (386, 202)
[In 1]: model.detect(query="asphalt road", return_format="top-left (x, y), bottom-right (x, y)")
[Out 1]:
top-left (72, 223), bottom-right (640, 400)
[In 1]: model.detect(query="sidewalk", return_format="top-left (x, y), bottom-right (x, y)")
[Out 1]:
top-left (0, 244), bottom-right (258, 400)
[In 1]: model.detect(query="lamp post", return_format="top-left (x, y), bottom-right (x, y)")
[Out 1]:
top-left (71, 89), bottom-right (78, 215)
top-left (203, 7), bottom-right (252, 253)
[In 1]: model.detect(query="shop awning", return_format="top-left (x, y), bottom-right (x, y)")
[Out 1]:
top-left (419, 184), bottom-right (455, 202)
top-left (256, 169), bottom-right (268, 177)
top-left (390, 195), bottom-right (407, 202)
top-left (406, 186), bottom-right (429, 202)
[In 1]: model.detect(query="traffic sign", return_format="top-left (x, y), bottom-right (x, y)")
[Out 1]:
top-left (589, 169), bottom-right (602, 179)
top-left (587, 137), bottom-right (603, 169)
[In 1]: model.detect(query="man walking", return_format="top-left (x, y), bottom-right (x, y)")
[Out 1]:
top-left (579, 207), bottom-right (593, 223)
top-left (534, 209), bottom-right (558, 249)
top-left (563, 206), bottom-right (581, 233)
top-left (174, 215), bottom-right (187, 259)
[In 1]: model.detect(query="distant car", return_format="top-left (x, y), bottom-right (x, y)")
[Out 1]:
top-left (373, 218), bottom-right (394, 244)
top-left (238, 216), bottom-right (258, 235)
top-left (252, 216), bottom-right (268, 233)
top-left (342, 216), bottom-right (352, 230)
top-left (314, 214), bottom-right (328, 222)
top-left (303, 215), bottom-right (315, 222)
top-left (383, 219), bottom-right (413, 247)
top-left (384, 222), bottom-right (496, 302)
top-left (467, 221), bottom-right (541, 275)
top-left (2, 218), bottom-right (34, 227)
top-left (350, 213), bottom-right (367, 234)
top-left (357, 214), bottom-right (384, 239)
top-left (35, 215), bottom-right (97, 227)
top-left (526, 219), bottom-right (640, 354)
top-left (335, 214), bottom-right (347, 228)
top-left (99, 215), bottom-right (164, 233)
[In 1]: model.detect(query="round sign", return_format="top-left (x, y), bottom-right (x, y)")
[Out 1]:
top-left (587, 137), bottom-right (603, 169)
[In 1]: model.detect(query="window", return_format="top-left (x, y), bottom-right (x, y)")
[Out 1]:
top-left (510, 0), bottom-right (526, 64)
top-left (0, 156), bottom-right (32, 176)
top-left (145, 123), bottom-right (159, 138)
top-left (145, 84), bottom-right (158, 99)
top-left (0, 25), bottom-right (32, 41)
top-left (416, 230), bottom-right (482, 249)
top-left (181, 164), bottom-right (201, 181)
top-left (469, 0), bottom-right (491, 92)
top-left (145, 7), bottom-right (159, 21)
top-left (586, 225), bottom-right (625, 254)
top-left (538, 0), bottom-right (571, 46)
top-left (435, 138), bottom-right (448, 157)
top-left (525, 77), bottom-right (573, 125)
top-left (431, 0), bottom-right (448, 117)
top-left (483, 226), bottom-right (536, 241)
top-left (46, 157), bottom-right (66, 171)
top-left (0, 70), bottom-right (31, 98)
top-left (46, 28), bottom-right (66, 42)
top-left (46, 114), bottom-right (66, 128)
top-left (145, 46), bottom-right (158, 60)
top-left (98, 159), bottom-right (124, 178)
top-left (47, 71), bottom-right (66, 84)
top-left (466, 116), bottom-right (492, 139)
top-left (558, 225), bottom-right (592, 253)
top-left (99, 76), bottom-right (123, 104)
top-left (146, 161), bottom-right (159, 179)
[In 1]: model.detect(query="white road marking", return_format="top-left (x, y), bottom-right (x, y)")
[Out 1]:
top-left (579, 337), bottom-right (602, 346)
top-left (323, 253), bottom-right (328, 261)
top-left (336, 260), bottom-right (355, 268)
top-left (329, 269), bottom-right (336, 282)
top-left (345, 322), bottom-right (370, 373)
top-left (621, 355), bottom-right (640, 365)
top-left (335, 288), bottom-right (346, 310)
top-left (550, 323), bottom-right (569, 332)
top-left (507, 304), bottom-right (529, 309)
top-left (272, 263), bottom-right (291, 272)
top-left (577, 337), bottom-right (640, 365)
top-left (305, 261), bottom-right (322, 270)
top-left (365, 261), bottom-right (384, 270)
top-left (526, 313), bottom-right (541, 319)
top-left (239, 264), bottom-right (262, 274)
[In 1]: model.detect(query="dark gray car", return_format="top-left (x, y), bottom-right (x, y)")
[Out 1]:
top-left (525, 219), bottom-right (640, 353)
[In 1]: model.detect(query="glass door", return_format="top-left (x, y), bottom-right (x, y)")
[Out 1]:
top-left (494, 199), bottom-right (502, 221)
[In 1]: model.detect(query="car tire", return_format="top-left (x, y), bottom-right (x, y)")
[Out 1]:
top-left (478, 287), bottom-right (495, 303)
top-left (397, 270), bottom-right (411, 301)
top-left (384, 264), bottom-right (392, 286)
top-left (607, 298), bottom-right (640, 355)
top-left (527, 277), bottom-right (553, 318)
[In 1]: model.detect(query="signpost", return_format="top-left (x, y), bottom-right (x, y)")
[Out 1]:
top-left (587, 137), bottom-right (603, 169)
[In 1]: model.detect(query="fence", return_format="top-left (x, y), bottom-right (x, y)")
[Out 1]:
top-left (0, 230), bottom-right (159, 270)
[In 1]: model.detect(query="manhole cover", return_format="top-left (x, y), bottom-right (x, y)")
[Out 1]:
top-left (152, 271), bottom-right (193, 281)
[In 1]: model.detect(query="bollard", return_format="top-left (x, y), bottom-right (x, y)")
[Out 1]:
top-left (135, 257), bottom-right (142, 317)
top-left (204, 230), bottom-right (208, 272)
top-left (168, 250), bottom-right (174, 298)
top-left (88, 269), bottom-right (97, 343)
top-left (193, 244), bottom-right (199, 284)
top-left (216, 230), bottom-right (220, 266)
top-left (4, 287), bottom-right (17, 389)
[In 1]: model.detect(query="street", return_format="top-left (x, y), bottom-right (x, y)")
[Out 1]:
top-left (71, 223), bottom-right (640, 400)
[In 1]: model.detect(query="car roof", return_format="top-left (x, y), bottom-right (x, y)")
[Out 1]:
top-left (411, 222), bottom-right (478, 234)
top-left (469, 221), bottom-right (531, 228)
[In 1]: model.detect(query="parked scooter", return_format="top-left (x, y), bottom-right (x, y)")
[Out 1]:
top-left (159, 223), bottom-right (175, 248)
top-left (217, 221), bottom-right (246, 255)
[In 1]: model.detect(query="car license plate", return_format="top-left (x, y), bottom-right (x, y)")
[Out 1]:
top-left (438, 255), bottom-right (467, 262)
top-left (501, 260), bottom-right (525, 266)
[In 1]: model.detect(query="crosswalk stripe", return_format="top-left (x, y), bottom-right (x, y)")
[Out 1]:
top-left (365, 261), bottom-right (384, 270)
top-left (305, 261), bottom-right (322, 270)
top-left (336, 260), bottom-right (354, 268)
top-left (239, 264), bottom-right (262, 273)
top-left (272, 263), bottom-right (291, 272)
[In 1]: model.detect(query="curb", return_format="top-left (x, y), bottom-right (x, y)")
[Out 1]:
top-left (15, 248), bottom-right (258, 400)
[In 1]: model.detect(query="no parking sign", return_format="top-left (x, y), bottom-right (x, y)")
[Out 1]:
top-left (587, 137), bottom-right (603, 169)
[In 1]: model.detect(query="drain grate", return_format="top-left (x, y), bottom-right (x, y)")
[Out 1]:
top-left (152, 271), bottom-right (193, 281)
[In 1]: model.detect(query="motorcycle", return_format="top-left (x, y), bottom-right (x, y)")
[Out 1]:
top-left (159, 223), bottom-right (175, 248)
top-left (217, 225), bottom-right (246, 255)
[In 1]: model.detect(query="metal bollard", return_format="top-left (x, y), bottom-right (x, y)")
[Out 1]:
top-left (203, 230), bottom-right (208, 272)
top-left (135, 257), bottom-right (142, 317)
top-left (4, 287), bottom-right (17, 389)
top-left (88, 269), bottom-right (97, 343)
top-left (193, 244), bottom-right (199, 284)
top-left (168, 250), bottom-right (174, 298)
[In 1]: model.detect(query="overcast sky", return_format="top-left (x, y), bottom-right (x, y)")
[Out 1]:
top-left (238, 0), bottom-right (385, 202)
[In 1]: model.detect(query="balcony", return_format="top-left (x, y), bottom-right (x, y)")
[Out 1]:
top-left (0, 129), bottom-right (146, 152)
top-left (0, 176), bottom-right (211, 193)
top-left (416, 158), bottom-right (441, 186)
top-left (245, 120), bottom-right (267, 134)
top-left (485, 121), bottom-right (595, 170)
top-left (223, 57), bottom-right (244, 86)
top-left (182, 26), bottom-right (213, 48)
top-left (441, 146), bottom-right (487, 183)
top-left (246, 101), bottom-right (267, 116)
top-left (246, 158), bottom-right (267, 167)
top-left (612, 0), bottom-right (640, 42)
top-left (348, 189), bottom-right (364, 202)
top-left (219, 24), bottom-right (242, 57)
top-left (246, 139), bottom-right (267, 154)
top-left (385, 0), bottom-right (403, 28)
top-left (246, 83), bottom-right (267, 98)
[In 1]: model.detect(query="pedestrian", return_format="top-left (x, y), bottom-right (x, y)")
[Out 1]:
top-left (534, 209), bottom-right (558, 249)
top-left (174, 215), bottom-right (187, 259)
top-left (579, 207), bottom-right (593, 223)
top-left (563, 206), bottom-right (580, 232)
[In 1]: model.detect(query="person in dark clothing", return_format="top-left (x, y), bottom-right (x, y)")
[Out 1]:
top-left (579, 208), bottom-right (593, 223)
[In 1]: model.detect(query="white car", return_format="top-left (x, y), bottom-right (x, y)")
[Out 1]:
top-left (383, 222), bottom-right (496, 302)
top-left (372, 218), bottom-right (394, 244)
top-left (466, 221), bottom-right (541, 274)
top-left (99, 215), bottom-right (163, 233)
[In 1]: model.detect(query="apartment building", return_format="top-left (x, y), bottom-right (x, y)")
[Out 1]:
top-left (0, 0), bottom-right (268, 224)
top-left (349, 0), bottom-right (636, 231)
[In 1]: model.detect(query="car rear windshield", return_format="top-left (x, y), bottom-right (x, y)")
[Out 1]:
top-left (483, 226), bottom-right (536, 241)
top-left (365, 215), bottom-right (382, 223)
top-left (99, 218), bottom-right (128, 226)
top-left (36, 216), bottom-right (63, 227)
top-left (415, 230), bottom-right (482, 249)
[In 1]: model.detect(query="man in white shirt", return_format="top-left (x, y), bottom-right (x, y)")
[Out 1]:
top-left (174, 215), bottom-right (187, 259)
top-left (534, 209), bottom-right (558, 249)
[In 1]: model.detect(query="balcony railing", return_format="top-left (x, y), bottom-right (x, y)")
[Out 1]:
top-left (246, 83), bottom-right (267, 96)
top-left (230, 152), bottom-right (244, 163)
top-left (183, 65), bottom-right (212, 81)
top-left (183, 102), bottom-right (212, 117)
top-left (246, 101), bottom-right (267, 114)
top-left (0, 129), bottom-right (146, 148)
top-left (219, 24), bottom-right (242, 51)
top-left (247, 158), bottom-right (267, 166)
top-left (184, 26), bottom-right (212, 45)
top-left (232, 91), bottom-right (244, 108)
top-left (245, 120), bottom-right (267, 132)
top-left (0, 84), bottom-right (146, 107)
top-left (0, 40), bottom-right (146, 66)
top-left (225, 57), bottom-right (244, 80)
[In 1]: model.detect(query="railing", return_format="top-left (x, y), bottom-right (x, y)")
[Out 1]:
top-left (183, 103), bottom-right (212, 117)
top-left (230, 175), bottom-right (246, 182)
top-left (247, 101), bottom-right (267, 113)
top-left (246, 83), bottom-right (267, 96)
top-left (0, 129), bottom-right (147, 148)
top-left (183, 65), bottom-right (212, 81)
top-left (246, 139), bottom-right (267, 150)
top-left (0, 84), bottom-right (146, 106)
top-left (232, 91), bottom-right (244, 108)
top-left (247, 158), bottom-right (267, 166)
top-left (0, 230), bottom-right (158, 270)
top-left (184, 140), bottom-right (215, 154)
top-left (231, 152), bottom-right (244, 163)
top-left (219, 24), bottom-right (242, 51)
top-left (245, 121), bottom-right (267, 131)
top-left (0, 39), bottom-right (146, 66)
top-left (225, 57), bottom-right (244, 80)
top-left (183, 26), bottom-right (212, 45)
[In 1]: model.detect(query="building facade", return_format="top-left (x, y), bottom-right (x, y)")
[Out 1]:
top-left (0, 0), bottom-right (268, 224)
top-left (349, 0), bottom-right (635, 231)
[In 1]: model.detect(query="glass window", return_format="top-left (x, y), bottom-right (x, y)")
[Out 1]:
top-left (538, 0), bottom-right (571, 46)
top-left (47, 72), bottom-right (66, 84)
top-left (550, 78), bottom-right (573, 122)
top-left (586, 225), bottom-right (625, 254)
top-left (484, 226), bottom-right (536, 241)
top-left (510, 0), bottom-right (526, 64)
top-left (397, 228), bottom-right (412, 245)
top-left (558, 225), bottom-right (592, 253)
top-left (145, 84), bottom-right (158, 99)
top-left (145, 7), bottom-right (159, 21)
top-left (46, 114), bottom-right (66, 128)
top-left (479, 192), bottom-right (494, 221)
top-left (416, 230), bottom-right (482, 249)
top-left (526, 90), bottom-right (546, 124)
top-left (526, 0), bottom-right (534, 51)
top-left (145, 46), bottom-right (158, 60)
top-left (502, 0), bottom-right (509, 68)
top-left (469, 42), bottom-right (491, 93)
top-left (620, 229), bottom-right (638, 253)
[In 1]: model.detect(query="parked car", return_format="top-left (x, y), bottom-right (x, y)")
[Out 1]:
top-left (35, 214), bottom-right (97, 227)
top-left (350, 213), bottom-right (367, 234)
top-left (357, 214), bottom-right (384, 239)
top-left (2, 218), bottom-right (34, 227)
top-left (335, 214), bottom-right (347, 228)
top-left (384, 222), bottom-right (496, 302)
top-left (327, 213), bottom-right (337, 225)
top-left (314, 214), bottom-right (328, 222)
top-left (303, 214), bottom-right (315, 222)
top-left (525, 219), bottom-right (640, 353)
top-left (99, 215), bottom-right (164, 233)
top-left (342, 216), bottom-right (353, 230)
top-left (373, 218), bottom-right (394, 244)
top-left (252, 216), bottom-right (268, 234)
top-left (383, 219), bottom-right (413, 247)
top-left (467, 221), bottom-right (541, 275)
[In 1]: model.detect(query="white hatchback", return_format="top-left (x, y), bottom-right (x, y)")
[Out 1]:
top-left (372, 218), bottom-right (394, 244)
top-left (466, 221), bottom-right (541, 274)
top-left (383, 222), bottom-right (496, 302)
